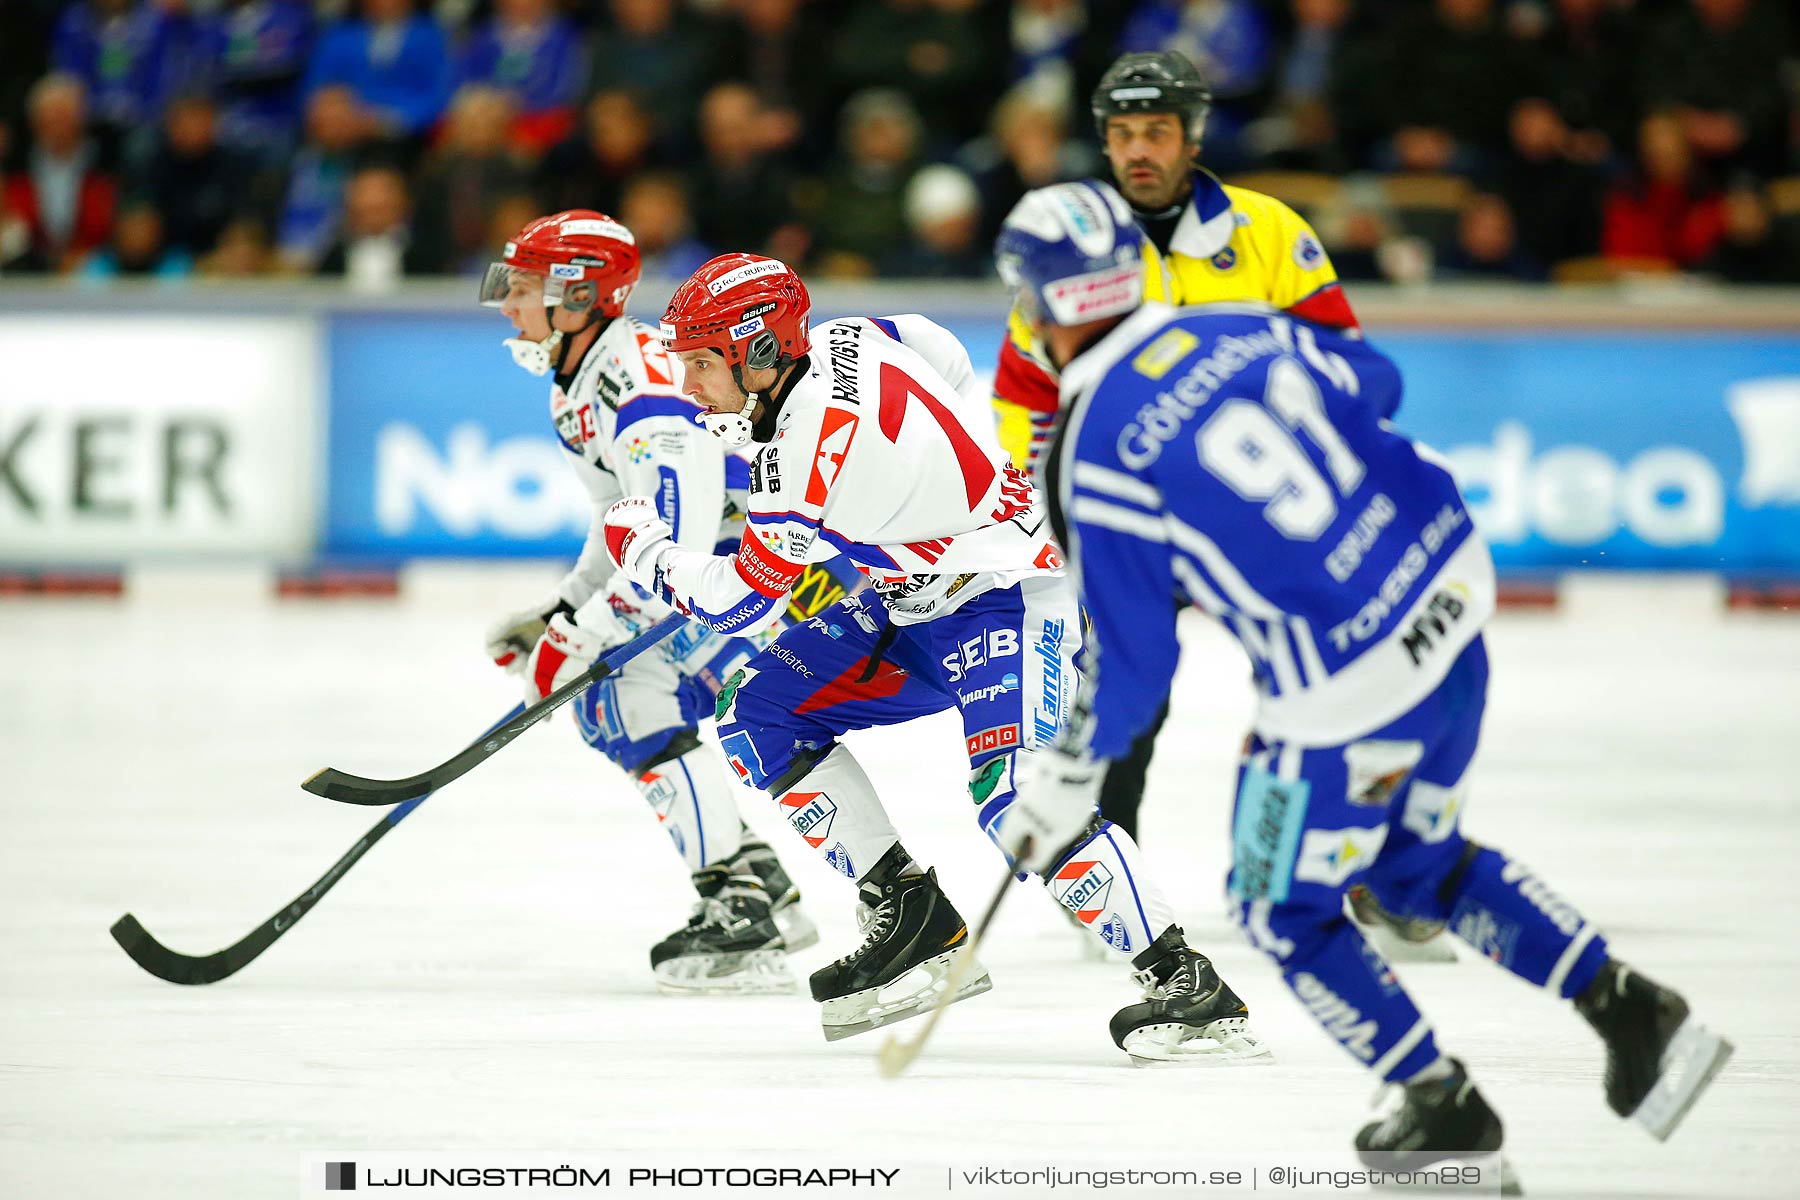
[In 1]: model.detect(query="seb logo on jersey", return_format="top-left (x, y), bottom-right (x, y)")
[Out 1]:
top-left (805, 408), bottom-right (859, 506)
top-left (940, 628), bottom-right (1019, 683)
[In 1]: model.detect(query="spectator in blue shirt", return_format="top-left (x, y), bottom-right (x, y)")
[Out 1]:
top-left (278, 84), bottom-right (370, 270)
top-left (304, 0), bottom-right (451, 142)
top-left (1119, 0), bottom-right (1275, 173)
top-left (457, 0), bottom-right (585, 156)
top-left (53, 0), bottom-right (210, 163)
top-left (587, 0), bottom-right (717, 158)
top-left (206, 0), bottom-right (314, 160)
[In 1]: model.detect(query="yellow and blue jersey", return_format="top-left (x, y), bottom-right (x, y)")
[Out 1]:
top-left (994, 170), bottom-right (1358, 470)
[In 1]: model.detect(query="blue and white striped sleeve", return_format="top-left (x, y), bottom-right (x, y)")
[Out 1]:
top-left (1060, 445), bottom-right (1183, 763)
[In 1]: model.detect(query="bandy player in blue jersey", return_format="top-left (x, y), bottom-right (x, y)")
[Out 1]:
top-left (994, 181), bottom-right (1733, 1187)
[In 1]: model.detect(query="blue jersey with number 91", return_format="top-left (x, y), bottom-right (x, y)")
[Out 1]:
top-left (1050, 302), bottom-right (1497, 753)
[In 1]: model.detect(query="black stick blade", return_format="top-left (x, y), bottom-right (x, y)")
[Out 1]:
top-left (110, 913), bottom-right (258, 985)
top-left (301, 766), bottom-right (434, 805)
top-left (300, 614), bottom-right (685, 807)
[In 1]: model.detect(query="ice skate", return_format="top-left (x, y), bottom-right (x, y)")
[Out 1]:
top-left (1355, 1058), bottom-right (1520, 1195)
top-left (734, 838), bottom-right (820, 952)
top-left (809, 859), bottom-right (991, 1042)
top-left (1575, 960), bottom-right (1733, 1141)
top-left (1347, 884), bottom-right (1457, 964)
top-left (1109, 926), bottom-right (1272, 1066)
top-left (650, 871), bottom-right (795, 995)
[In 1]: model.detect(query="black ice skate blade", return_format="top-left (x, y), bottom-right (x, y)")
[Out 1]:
top-left (1634, 1019), bottom-right (1734, 1142)
top-left (819, 970), bottom-right (993, 1042)
top-left (1364, 1152), bottom-right (1521, 1197)
top-left (652, 948), bottom-right (797, 996)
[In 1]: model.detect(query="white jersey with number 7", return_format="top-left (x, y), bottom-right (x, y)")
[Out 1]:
top-left (654, 314), bottom-right (1064, 635)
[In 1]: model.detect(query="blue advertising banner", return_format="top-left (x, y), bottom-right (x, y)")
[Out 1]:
top-left (1376, 331), bottom-right (1800, 573)
top-left (327, 312), bottom-right (592, 557)
top-left (951, 322), bottom-right (1800, 573)
top-left (324, 309), bottom-right (1800, 573)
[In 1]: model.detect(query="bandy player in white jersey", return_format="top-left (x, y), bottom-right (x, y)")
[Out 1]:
top-left (476, 211), bottom-right (818, 993)
top-left (598, 253), bottom-right (1268, 1060)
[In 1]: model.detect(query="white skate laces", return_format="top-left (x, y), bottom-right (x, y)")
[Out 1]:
top-left (1133, 947), bottom-right (1203, 1001)
top-left (837, 890), bottom-right (896, 967)
top-left (1131, 966), bottom-right (1165, 999)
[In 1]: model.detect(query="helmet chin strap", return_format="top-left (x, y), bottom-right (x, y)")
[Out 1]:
top-left (503, 294), bottom-right (609, 377)
top-left (504, 328), bottom-right (564, 376)
top-left (699, 392), bottom-right (758, 449)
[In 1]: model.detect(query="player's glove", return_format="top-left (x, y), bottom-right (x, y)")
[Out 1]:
top-left (1003, 746), bottom-right (1104, 875)
top-left (521, 609), bottom-right (627, 702)
top-left (603, 496), bottom-right (674, 587)
top-left (485, 593), bottom-right (572, 674)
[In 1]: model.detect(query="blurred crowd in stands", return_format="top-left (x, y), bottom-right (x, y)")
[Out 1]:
top-left (2, 0), bottom-right (1798, 288)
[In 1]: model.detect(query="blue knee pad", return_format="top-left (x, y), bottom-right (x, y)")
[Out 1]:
top-left (574, 676), bottom-right (702, 774)
top-left (1234, 890), bottom-right (1347, 968)
top-left (1361, 831), bottom-right (1474, 924)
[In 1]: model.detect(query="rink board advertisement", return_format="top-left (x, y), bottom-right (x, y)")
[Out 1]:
top-left (0, 316), bottom-right (319, 562)
top-left (319, 313), bottom-right (1800, 574)
top-left (1377, 330), bottom-right (1800, 574)
top-left (325, 312), bottom-right (593, 558)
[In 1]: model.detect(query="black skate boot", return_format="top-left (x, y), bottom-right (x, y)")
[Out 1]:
top-left (650, 870), bottom-right (794, 995)
top-left (1109, 925), bottom-right (1271, 1065)
top-left (1347, 883), bottom-right (1456, 963)
top-left (732, 837), bottom-right (819, 952)
top-left (1354, 1058), bottom-right (1519, 1195)
top-left (807, 849), bottom-right (991, 1041)
top-left (1575, 959), bottom-right (1733, 1141)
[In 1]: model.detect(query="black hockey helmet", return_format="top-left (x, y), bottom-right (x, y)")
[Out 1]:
top-left (1090, 51), bottom-right (1213, 146)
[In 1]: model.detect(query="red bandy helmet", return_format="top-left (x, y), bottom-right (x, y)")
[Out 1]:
top-left (482, 209), bottom-right (641, 374)
top-left (660, 254), bottom-right (811, 374)
top-left (479, 209), bottom-right (641, 317)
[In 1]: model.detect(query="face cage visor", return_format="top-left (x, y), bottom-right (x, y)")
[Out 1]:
top-left (478, 262), bottom-right (573, 308)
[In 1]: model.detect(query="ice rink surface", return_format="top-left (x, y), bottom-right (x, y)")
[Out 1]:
top-left (3, 568), bottom-right (1797, 1199)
